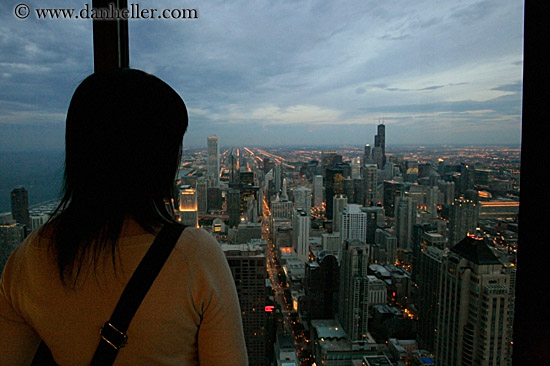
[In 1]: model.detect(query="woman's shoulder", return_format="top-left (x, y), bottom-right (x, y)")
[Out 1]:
top-left (176, 227), bottom-right (224, 261)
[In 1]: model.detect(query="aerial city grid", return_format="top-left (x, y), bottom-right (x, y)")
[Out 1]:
top-left (1, 125), bottom-right (520, 366)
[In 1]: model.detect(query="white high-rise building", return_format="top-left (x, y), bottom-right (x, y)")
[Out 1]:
top-left (207, 136), bottom-right (219, 187)
top-left (340, 204), bottom-right (367, 244)
top-left (293, 186), bottom-right (311, 214)
top-left (332, 194), bottom-right (348, 233)
top-left (292, 209), bottom-right (310, 263)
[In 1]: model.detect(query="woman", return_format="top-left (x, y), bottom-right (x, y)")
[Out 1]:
top-left (0, 69), bottom-right (248, 365)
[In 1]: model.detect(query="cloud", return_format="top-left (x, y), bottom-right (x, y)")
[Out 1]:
top-left (0, 0), bottom-right (524, 149)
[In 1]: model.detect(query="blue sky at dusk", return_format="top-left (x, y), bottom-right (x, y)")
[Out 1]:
top-left (0, 0), bottom-right (524, 150)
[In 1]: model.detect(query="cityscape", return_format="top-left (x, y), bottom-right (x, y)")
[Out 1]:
top-left (1, 125), bottom-right (520, 366)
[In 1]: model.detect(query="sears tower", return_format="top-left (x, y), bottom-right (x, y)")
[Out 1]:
top-left (373, 123), bottom-right (386, 168)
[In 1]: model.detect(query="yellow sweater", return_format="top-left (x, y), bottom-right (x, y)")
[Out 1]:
top-left (0, 222), bottom-right (248, 365)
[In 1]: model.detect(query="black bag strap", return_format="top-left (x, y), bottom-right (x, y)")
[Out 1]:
top-left (90, 222), bottom-right (185, 365)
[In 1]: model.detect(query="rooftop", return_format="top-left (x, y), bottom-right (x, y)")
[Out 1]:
top-left (451, 236), bottom-right (501, 265)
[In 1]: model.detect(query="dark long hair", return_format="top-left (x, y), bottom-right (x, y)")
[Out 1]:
top-left (44, 69), bottom-right (188, 284)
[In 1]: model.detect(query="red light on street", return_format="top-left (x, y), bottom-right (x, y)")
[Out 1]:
top-left (265, 305), bottom-right (275, 312)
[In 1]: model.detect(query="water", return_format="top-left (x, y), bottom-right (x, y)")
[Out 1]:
top-left (0, 151), bottom-right (64, 213)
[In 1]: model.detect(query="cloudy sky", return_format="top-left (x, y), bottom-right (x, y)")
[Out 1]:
top-left (0, 0), bottom-right (524, 150)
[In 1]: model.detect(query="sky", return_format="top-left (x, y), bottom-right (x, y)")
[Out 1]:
top-left (0, 0), bottom-right (524, 150)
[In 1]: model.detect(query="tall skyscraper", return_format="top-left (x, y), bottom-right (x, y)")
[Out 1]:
top-left (293, 186), bottom-right (312, 214)
top-left (338, 239), bottom-right (370, 343)
top-left (10, 186), bottom-right (30, 233)
top-left (332, 194), bottom-right (348, 233)
top-left (304, 253), bottom-right (339, 323)
top-left (227, 188), bottom-right (241, 228)
top-left (313, 175), bottom-right (323, 208)
top-left (448, 197), bottom-right (479, 245)
top-left (374, 228), bottom-right (397, 265)
top-left (363, 144), bottom-right (372, 165)
top-left (340, 204), bottom-right (367, 245)
top-left (178, 185), bottom-right (198, 227)
top-left (383, 181), bottom-right (404, 217)
top-left (362, 163), bottom-right (378, 206)
top-left (292, 209), bottom-right (310, 263)
top-left (196, 178), bottom-right (208, 214)
top-left (222, 243), bottom-right (268, 366)
top-left (229, 149), bottom-right (239, 186)
top-left (416, 245), bottom-right (444, 352)
top-left (207, 136), bottom-right (219, 187)
top-left (435, 237), bottom-right (515, 366)
top-left (325, 166), bottom-right (344, 220)
top-left (362, 206), bottom-right (384, 244)
top-left (274, 164), bottom-right (282, 194)
top-left (374, 123), bottom-right (386, 167)
top-left (394, 196), bottom-right (417, 251)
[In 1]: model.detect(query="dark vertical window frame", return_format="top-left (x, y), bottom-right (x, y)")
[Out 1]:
top-left (513, 2), bottom-right (550, 365)
top-left (92, 0), bottom-right (129, 72)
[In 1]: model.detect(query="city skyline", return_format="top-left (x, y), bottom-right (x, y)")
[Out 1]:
top-left (0, 1), bottom-right (523, 151)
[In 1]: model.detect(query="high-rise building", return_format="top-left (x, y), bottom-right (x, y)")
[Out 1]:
top-left (207, 187), bottom-right (222, 212)
top-left (353, 178), bottom-right (365, 206)
top-left (411, 223), bottom-right (439, 282)
top-left (395, 196), bottom-right (417, 251)
top-left (343, 178), bottom-right (355, 204)
top-left (338, 239), bottom-right (370, 343)
top-left (274, 164), bottom-right (282, 194)
top-left (293, 186), bottom-right (311, 214)
top-left (313, 175), bottom-right (323, 208)
top-left (222, 243), bottom-right (268, 366)
top-left (362, 206), bottom-right (384, 244)
top-left (332, 194), bottom-right (348, 233)
top-left (448, 197), bottom-right (479, 245)
top-left (372, 147), bottom-right (384, 169)
top-left (416, 245), bottom-right (444, 352)
top-left (227, 188), bottom-right (241, 228)
top-left (207, 136), bottom-right (219, 187)
top-left (292, 209), bottom-right (310, 263)
top-left (383, 181), bottom-right (404, 217)
top-left (10, 186), bottom-right (30, 234)
top-left (340, 204), bottom-right (367, 245)
top-left (325, 166), bottom-right (344, 220)
top-left (229, 149), bottom-right (239, 186)
top-left (304, 252), bottom-right (339, 323)
top-left (178, 185), bottom-right (198, 227)
top-left (374, 228), bottom-right (397, 265)
top-left (0, 213), bottom-right (25, 272)
top-left (374, 123), bottom-right (386, 168)
top-left (363, 144), bottom-right (372, 165)
top-left (271, 199), bottom-right (293, 220)
top-left (196, 178), bottom-right (208, 214)
top-left (435, 237), bottom-right (515, 366)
